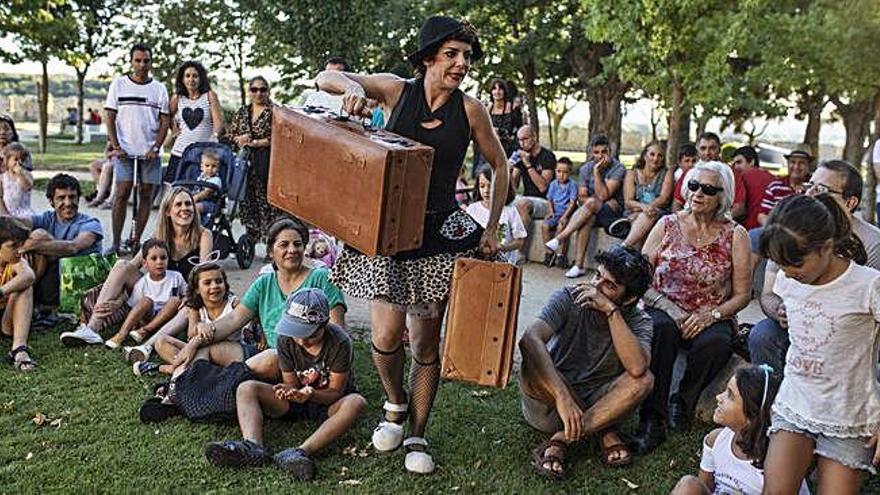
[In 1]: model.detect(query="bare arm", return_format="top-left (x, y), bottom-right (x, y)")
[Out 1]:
top-left (713, 226), bottom-right (752, 318)
top-left (731, 202), bottom-right (746, 220)
top-left (315, 71), bottom-right (405, 115)
top-left (25, 231), bottom-right (98, 258)
top-left (307, 371), bottom-right (348, 406)
top-left (3, 258), bottom-right (35, 294)
top-left (623, 169), bottom-right (644, 212)
top-left (641, 215), bottom-right (689, 322)
top-left (198, 228), bottom-right (214, 261)
top-left (329, 304), bottom-right (346, 328)
top-left (759, 261), bottom-right (784, 321)
top-left (650, 169), bottom-right (675, 209)
top-left (208, 90), bottom-right (224, 137)
top-left (519, 321), bottom-right (576, 406)
top-left (105, 109), bottom-right (121, 154)
top-left (168, 95), bottom-right (180, 141)
top-left (203, 303), bottom-right (254, 343)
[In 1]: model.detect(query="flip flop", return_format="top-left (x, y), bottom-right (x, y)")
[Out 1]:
top-left (530, 438), bottom-right (568, 481)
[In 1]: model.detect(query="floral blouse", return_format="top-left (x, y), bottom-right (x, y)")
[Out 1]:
top-left (652, 214), bottom-right (734, 313)
top-left (224, 102), bottom-right (274, 152)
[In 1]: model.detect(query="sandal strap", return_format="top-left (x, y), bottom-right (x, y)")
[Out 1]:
top-left (383, 400), bottom-right (409, 414)
top-left (403, 436), bottom-right (428, 452)
top-left (8, 345), bottom-right (32, 362)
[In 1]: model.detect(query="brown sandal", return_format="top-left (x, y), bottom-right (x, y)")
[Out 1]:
top-left (597, 429), bottom-right (632, 467)
top-left (530, 438), bottom-right (568, 480)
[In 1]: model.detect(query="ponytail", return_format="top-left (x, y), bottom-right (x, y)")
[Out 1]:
top-left (812, 193), bottom-right (867, 265)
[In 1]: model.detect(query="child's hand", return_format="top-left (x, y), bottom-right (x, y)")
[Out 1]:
top-left (94, 298), bottom-right (123, 318)
top-left (287, 386), bottom-right (314, 404)
top-left (273, 383), bottom-right (296, 401)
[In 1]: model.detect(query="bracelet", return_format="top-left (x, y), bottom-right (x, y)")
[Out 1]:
top-left (606, 306), bottom-right (620, 318)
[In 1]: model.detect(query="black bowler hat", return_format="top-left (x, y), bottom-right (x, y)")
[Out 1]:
top-left (407, 15), bottom-right (483, 68)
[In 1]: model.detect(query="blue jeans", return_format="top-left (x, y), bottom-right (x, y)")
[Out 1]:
top-left (747, 318), bottom-right (789, 374)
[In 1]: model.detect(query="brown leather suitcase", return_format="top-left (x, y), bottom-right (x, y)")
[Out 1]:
top-left (267, 106), bottom-right (434, 256)
top-left (442, 258), bottom-right (522, 388)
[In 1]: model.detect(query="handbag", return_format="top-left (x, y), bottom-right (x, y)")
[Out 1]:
top-left (59, 253), bottom-right (117, 314)
top-left (169, 360), bottom-right (255, 423)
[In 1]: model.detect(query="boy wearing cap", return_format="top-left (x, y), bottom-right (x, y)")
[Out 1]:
top-left (204, 288), bottom-right (366, 480)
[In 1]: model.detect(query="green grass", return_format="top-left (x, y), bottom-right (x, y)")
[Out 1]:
top-left (20, 138), bottom-right (105, 171)
top-left (1, 328), bottom-right (713, 493)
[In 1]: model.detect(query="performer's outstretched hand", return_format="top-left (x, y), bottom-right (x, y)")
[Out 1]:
top-left (478, 228), bottom-right (500, 258)
top-left (341, 84), bottom-right (372, 119)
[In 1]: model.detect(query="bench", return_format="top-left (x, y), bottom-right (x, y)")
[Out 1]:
top-left (82, 124), bottom-right (107, 144)
top-left (523, 218), bottom-right (620, 269)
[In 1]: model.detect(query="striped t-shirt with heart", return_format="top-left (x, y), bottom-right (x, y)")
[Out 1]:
top-left (171, 91), bottom-right (217, 157)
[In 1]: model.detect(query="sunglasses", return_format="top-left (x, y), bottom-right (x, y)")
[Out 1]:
top-left (687, 179), bottom-right (723, 196)
top-left (249, 86), bottom-right (269, 93)
top-left (801, 182), bottom-right (844, 196)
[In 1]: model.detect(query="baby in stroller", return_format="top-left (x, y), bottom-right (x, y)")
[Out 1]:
top-left (192, 149), bottom-right (223, 225)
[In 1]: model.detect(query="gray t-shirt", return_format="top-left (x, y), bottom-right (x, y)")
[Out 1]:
top-left (538, 287), bottom-right (653, 402)
top-left (852, 215), bottom-right (880, 270)
top-left (578, 158), bottom-right (627, 206)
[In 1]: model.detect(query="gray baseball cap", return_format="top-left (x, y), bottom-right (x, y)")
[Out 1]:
top-left (276, 288), bottom-right (330, 339)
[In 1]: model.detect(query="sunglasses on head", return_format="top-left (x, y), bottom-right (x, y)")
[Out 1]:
top-left (249, 86), bottom-right (268, 93)
top-left (687, 179), bottom-right (722, 196)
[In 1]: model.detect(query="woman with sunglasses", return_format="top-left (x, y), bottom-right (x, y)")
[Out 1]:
top-left (630, 161), bottom-right (752, 455)
top-left (224, 76), bottom-right (286, 248)
top-left (61, 187), bottom-right (213, 348)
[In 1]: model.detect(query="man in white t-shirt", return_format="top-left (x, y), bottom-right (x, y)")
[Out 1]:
top-left (104, 43), bottom-right (170, 255)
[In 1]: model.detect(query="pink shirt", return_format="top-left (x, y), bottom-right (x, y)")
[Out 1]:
top-left (652, 214), bottom-right (735, 312)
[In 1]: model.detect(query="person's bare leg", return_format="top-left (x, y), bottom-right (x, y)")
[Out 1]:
top-left (89, 159), bottom-right (102, 183)
top-left (236, 380), bottom-right (291, 446)
top-left (92, 161), bottom-right (114, 204)
top-left (92, 261), bottom-right (141, 318)
top-left (136, 300), bottom-right (179, 338)
top-left (8, 287), bottom-right (35, 370)
top-left (816, 456), bottom-right (863, 495)
top-left (623, 212), bottom-right (656, 248)
top-left (762, 430), bottom-right (816, 495)
top-left (573, 215), bottom-right (596, 269)
top-left (108, 297), bottom-right (152, 345)
top-left (135, 183), bottom-right (154, 242)
top-left (153, 334), bottom-right (185, 363)
top-left (553, 205), bottom-right (588, 242)
top-left (207, 341), bottom-right (246, 367)
top-left (298, 393), bottom-right (367, 454)
top-left (671, 475), bottom-right (711, 495)
top-left (112, 181), bottom-right (133, 251)
top-left (245, 349), bottom-right (280, 382)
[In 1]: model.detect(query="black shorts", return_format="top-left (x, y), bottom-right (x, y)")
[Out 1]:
top-left (280, 401), bottom-right (329, 422)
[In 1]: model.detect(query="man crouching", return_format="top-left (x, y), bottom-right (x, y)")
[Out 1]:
top-left (519, 244), bottom-right (654, 480)
top-left (204, 288), bottom-right (365, 481)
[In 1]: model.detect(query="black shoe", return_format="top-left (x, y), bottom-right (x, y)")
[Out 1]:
top-left (555, 256), bottom-right (570, 269)
top-left (275, 447), bottom-right (316, 481)
top-left (543, 252), bottom-right (555, 267)
top-left (205, 440), bottom-right (272, 468)
top-left (668, 400), bottom-right (693, 432)
top-left (629, 419), bottom-right (666, 455)
top-left (607, 218), bottom-right (632, 239)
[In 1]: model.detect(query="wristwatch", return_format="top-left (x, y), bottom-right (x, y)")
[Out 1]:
top-left (711, 309), bottom-right (722, 321)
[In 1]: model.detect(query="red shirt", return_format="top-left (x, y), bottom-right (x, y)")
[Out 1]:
top-left (760, 176), bottom-right (802, 216)
top-left (741, 168), bottom-right (776, 229)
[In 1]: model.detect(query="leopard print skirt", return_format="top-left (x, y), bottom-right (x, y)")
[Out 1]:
top-left (331, 209), bottom-right (482, 305)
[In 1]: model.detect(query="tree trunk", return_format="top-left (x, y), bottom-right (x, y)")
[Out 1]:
top-left (37, 60), bottom-right (49, 153)
top-left (801, 92), bottom-right (825, 161)
top-left (75, 66), bottom-right (88, 145)
top-left (522, 58), bottom-right (539, 138)
top-left (545, 106), bottom-right (555, 149)
top-left (665, 82), bottom-right (686, 170)
top-left (863, 95), bottom-right (880, 224)
top-left (838, 100), bottom-right (872, 165)
top-left (586, 77), bottom-right (626, 157)
top-left (236, 36), bottom-right (246, 108)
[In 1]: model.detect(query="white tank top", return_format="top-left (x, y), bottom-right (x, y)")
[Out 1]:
top-left (171, 92), bottom-right (216, 157)
top-left (199, 298), bottom-right (238, 341)
top-left (700, 427), bottom-right (810, 495)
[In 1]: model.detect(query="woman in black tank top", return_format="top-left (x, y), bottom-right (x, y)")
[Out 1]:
top-left (317, 16), bottom-right (509, 475)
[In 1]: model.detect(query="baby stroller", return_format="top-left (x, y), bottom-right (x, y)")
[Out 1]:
top-left (173, 142), bottom-right (255, 269)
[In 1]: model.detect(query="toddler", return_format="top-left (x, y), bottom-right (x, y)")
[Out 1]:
top-left (541, 158), bottom-right (578, 268)
top-left (193, 149), bottom-right (223, 224)
top-left (0, 142), bottom-right (34, 217)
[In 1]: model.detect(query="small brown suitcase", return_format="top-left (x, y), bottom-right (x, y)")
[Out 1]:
top-left (267, 106), bottom-right (434, 256)
top-left (442, 258), bottom-right (522, 388)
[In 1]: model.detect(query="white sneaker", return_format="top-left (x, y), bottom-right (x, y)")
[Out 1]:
top-left (564, 265), bottom-right (586, 278)
top-left (545, 238), bottom-right (560, 252)
top-left (60, 325), bottom-right (103, 347)
top-left (403, 437), bottom-right (435, 474)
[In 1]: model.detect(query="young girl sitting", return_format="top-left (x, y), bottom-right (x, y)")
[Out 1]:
top-left (0, 142), bottom-right (34, 217)
top-left (466, 166), bottom-right (526, 265)
top-left (671, 365), bottom-right (809, 495)
top-left (0, 218), bottom-right (36, 371)
top-left (759, 193), bottom-right (878, 494)
top-left (141, 262), bottom-right (259, 376)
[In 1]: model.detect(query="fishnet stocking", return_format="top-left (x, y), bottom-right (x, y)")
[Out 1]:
top-left (408, 356), bottom-right (440, 438)
top-left (372, 343), bottom-right (407, 422)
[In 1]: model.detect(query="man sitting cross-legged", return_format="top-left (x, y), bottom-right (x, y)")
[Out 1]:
top-left (519, 244), bottom-right (654, 480)
top-left (204, 288), bottom-right (365, 481)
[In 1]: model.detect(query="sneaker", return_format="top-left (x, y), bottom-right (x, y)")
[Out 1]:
top-left (124, 344), bottom-right (152, 363)
top-left (104, 332), bottom-right (126, 350)
top-left (545, 238), bottom-right (560, 252)
top-left (543, 252), bottom-right (555, 267)
top-left (607, 218), bottom-right (632, 239)
top-left (274, 447), bottom-right (316, 481)
top-left (133, 361), bottom-right (160, 377)
top-left (564, 265), bottom-right (586, 278)
top-left (205, 440), bottom-right (272, 468)
top-left (60, 325), bottom-right (104, 347)
top-left (129, 330), bottom-right (146, 344)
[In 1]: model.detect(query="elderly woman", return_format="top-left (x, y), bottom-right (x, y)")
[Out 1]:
top-left (223, 76), bottom-right (285, 247)
top-left (630, 161), bottom-right (752, 454)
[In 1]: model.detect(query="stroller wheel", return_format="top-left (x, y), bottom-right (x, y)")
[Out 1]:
top-left (236, 234), bottom-right (255, 269)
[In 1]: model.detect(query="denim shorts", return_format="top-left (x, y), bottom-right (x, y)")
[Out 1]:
top-left (769, 411), bottom-right (876, 473)
top-left (595, 203), bottom-right (623, 228)
top-left (114, 156), bottom-right (162, 185)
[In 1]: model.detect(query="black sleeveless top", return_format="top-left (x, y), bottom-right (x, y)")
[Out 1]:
top-left (169, 248), bottom-right (198, 281)
top-left (386, 78), bottom-right (471, 212)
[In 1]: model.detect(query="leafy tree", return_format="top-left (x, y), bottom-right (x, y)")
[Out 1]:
top-left (0, 0), bottom-right (76, 152)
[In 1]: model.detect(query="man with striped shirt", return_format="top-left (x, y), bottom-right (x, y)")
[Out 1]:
top-left (756, 144), bottom-right (812, 226)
